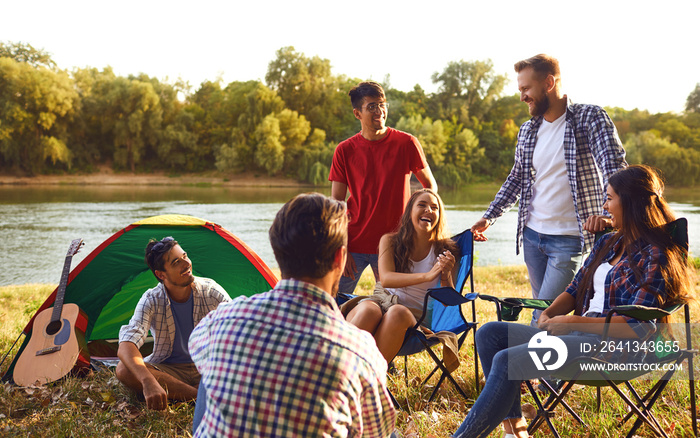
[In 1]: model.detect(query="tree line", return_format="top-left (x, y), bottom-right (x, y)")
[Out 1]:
top-left (2, 42), bottom-right (700, 186)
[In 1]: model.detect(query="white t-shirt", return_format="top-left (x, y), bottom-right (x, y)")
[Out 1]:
top-left (584, 262), bottom-right (614, 316)
top-left (385, 246), bottom-right (439, 319)
top-left (526, 112), bottom-right (579, 236)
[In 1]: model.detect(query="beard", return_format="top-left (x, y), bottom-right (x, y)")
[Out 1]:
top-left (331, 275), bottom-right (340, 298)
top-left (529, 90), bottom-right (550, 117)
top-left (170, 271), bottom-right (195, 288)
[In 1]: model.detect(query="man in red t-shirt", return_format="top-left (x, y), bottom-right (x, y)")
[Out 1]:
top-left (329, 81), bottom-right (437, 294)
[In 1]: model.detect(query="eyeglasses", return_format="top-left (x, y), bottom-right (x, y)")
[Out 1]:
top-left (151, 236), bottom-right (174, 253)
top-left (364, 102), bottom-right (388, 113)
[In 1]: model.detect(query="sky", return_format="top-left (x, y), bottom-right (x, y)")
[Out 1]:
top-left (2, 0), bottom-right (699, 114)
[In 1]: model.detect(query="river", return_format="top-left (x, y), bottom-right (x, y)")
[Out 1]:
top-left (0, 184), bottom-right (698, 286)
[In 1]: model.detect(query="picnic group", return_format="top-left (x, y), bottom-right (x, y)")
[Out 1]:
top-left (51, 55), bottom-right (696, 438)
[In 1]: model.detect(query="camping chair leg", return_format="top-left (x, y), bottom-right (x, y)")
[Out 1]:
top-left (524, 380), bottom-right (561, 438)
top-left (421, 340), bottom-right (470, 402)
top-left (473, 326), bottom-right (480, 395)
top-left (604, 379), bottom-right (667, 438)
top-left (470, 300), bottom-right (480, 395)
top-left (528, 380), bottom-right (585, 436)
top-left (623, 380), bottom-right (669, 438)
top-left (422, 328), bottom-right (476, 403)
top-left (421, 364), bottom-right (441, 386)
top-left (597, 387), bottom-right (601, 411)
top-left (620, 362), bottom-right (684, 437)
top-left (389, 390), bottom-right (400, 410)
top-left (403, 356), bottom-right (409, 388)
top-left (624, 379), bottom-right (663, 424)
top-left (689, 354), bottom-right (698, 437)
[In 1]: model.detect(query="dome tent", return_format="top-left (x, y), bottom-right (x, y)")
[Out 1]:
top-left (4, 214), bottom-right (277, 382)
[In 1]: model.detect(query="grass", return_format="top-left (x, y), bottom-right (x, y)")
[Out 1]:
top-left (0, 267), bottom-right (698, 437)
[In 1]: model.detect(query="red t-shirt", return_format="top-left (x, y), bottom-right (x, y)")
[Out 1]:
top-left (328, 128), bottom-right (428, 254)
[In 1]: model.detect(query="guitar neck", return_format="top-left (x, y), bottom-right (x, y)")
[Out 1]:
top-left (50, 254), bottom-right (73, 324)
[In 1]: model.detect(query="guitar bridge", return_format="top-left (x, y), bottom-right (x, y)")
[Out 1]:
top-left (37, 346), bottom-right (62, 356)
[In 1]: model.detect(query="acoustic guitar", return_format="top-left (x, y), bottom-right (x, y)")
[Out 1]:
top-left (14, 239), bottom-right (91, 386)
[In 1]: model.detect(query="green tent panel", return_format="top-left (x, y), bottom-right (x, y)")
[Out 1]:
top-left (5, 214), bottom-right (277, 381)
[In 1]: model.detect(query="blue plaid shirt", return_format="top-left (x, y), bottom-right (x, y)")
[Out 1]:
top-left (565, 233), bottom-right (666, 339)
top-left (484, 100), bottom-right (627, 253)
top-left (189, 279), bottom-right (396, 438)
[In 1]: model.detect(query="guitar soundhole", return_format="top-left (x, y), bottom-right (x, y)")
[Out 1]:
top-left (46, 320), bottom-right (62, 336)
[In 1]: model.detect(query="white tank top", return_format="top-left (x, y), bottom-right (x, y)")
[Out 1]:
top-left (584, 262), bottom-right (614, 316)
top-left (385, 245), bottom-right (439, 317)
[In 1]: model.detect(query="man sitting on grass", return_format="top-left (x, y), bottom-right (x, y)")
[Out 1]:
top-left (116, 237), bottom-right (230, 410)
top-left (189, 193), bottom-right (396, 437)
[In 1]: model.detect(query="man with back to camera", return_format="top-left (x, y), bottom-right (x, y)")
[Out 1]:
top-left (189, 193), bottom-right (396, 437)
top-left (329, 80), bottom-right (437, 294)
top-left (470, 54), bottom-right (627, 325)
top-left (115, 237), bottom-right (231, 410)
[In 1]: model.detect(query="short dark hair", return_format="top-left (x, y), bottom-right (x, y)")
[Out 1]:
top-left (145, 236), bottom-right (178, 281)
top-left (348, 81), bottom-right (385, 109)
top-left (514, 54), bottom-right (561, 80)
top-left (269, 193), bottom-right (348, 279)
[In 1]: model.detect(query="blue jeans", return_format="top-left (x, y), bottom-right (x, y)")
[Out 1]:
top-left (523, 227), bottom-right (583, 325)
top-left (193, 381), bottom-right (206, 434)
top-left (453, 321), bottom-right (599, 438)
top-left (338, 252), bottom-right (379, 294)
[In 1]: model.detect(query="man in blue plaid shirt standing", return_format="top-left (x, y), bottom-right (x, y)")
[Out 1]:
top-left (471, 54), bottom-right (627, 326)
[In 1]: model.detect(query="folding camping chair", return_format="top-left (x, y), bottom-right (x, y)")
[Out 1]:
top-left (393, 229), bottom-right (480, 403)
top-left (480, 218), bottom-right (697, 437)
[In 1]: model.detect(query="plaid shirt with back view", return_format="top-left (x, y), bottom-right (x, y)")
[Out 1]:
top-left (189, 278), bottom-right (396, 438)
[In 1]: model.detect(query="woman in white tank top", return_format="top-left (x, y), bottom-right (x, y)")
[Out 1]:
top-left (344, 189), bottom-right (459, 363)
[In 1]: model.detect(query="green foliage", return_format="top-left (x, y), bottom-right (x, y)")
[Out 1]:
top-left (2, 41), bottom-right (700, 189)
top-left (0, 41), bottom-right (56, 69)
top-left (431, 59), bottom-right (507, 122)
top-left (0, 57), bottom-right (77, 174)
top-left (254, 114), bottom-right (285, 175)
top-left (624, 130), bottom-right (700, 185)
top-left (686, 83), bottom-right (700, 113)
top-left (265, 46), bottom-right (358, 142)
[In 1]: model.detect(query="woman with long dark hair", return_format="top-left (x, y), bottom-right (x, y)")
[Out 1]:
top-left (343, 188), bottom-right (458, 362)
top-left (453, 165), bottom-right (693, 438)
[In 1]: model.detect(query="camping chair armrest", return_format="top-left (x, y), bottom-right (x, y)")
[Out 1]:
top-left (478, 295), bottom-right (553, 322)
top-left (610, 304), bottom-right (675, 322)
top-left (600, 304), bottom-right (678, 342)
top-left (427, 286), bottom-right (475, 306)
top-left (410, 286), bottom-right (474, 330)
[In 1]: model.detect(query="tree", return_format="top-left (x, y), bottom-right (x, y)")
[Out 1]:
top-left (69, 67), bottom-right (118, 167)
top-left (396, 115), bottom-right (448, 167)
top-left (385, 84), bottom-right (429, 127)
top-left (254, 114), bottom-right (284, 175)
top-left (624, 130), bottom-right (700, 185)
top-left (431, 59), bottom-right (507, 123)
top-left (104, 77), bottom-right (162, 171)
top-left (686, 83), bottom-right (700, 113)
top-left (265, 46), bottom-right (357, 142)
top-left (0, 57), bottom-right (76, 174)
top-left (0, 41), bottom-right (56, 69)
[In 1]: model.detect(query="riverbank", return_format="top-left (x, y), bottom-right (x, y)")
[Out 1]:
top-left (0, 166), bottom-right (315, 188)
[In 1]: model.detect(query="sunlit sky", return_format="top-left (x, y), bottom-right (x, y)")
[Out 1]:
top-left (3, 0), bottom-right (699, 114)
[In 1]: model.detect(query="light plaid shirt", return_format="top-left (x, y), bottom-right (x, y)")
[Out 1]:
top-left (189, 278), bottom-right (396, 438)
top-left (118, 277), bottom-right (231, 363)
top-left (484, 100), bottom-right (627, 253)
